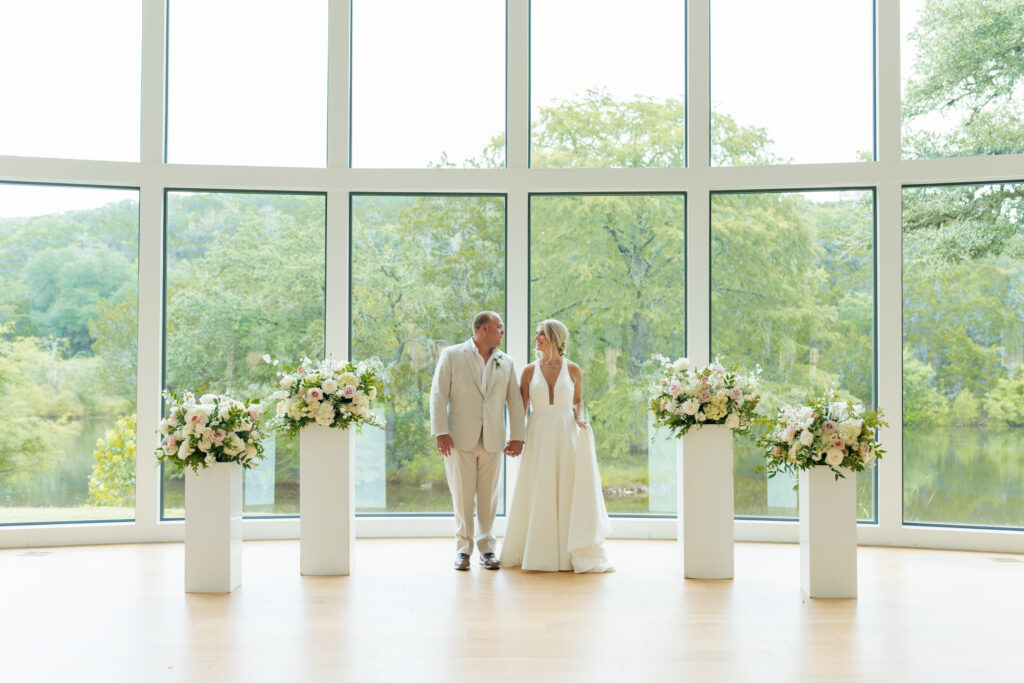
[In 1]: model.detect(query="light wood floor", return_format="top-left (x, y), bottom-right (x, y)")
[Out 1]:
top-left (1, 539), bottom-right (1021, 682)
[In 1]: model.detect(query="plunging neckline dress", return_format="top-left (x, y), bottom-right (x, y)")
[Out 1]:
top-left (499, 358), bottom-right (613, 572)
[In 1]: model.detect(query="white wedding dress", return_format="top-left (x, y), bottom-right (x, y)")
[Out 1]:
top-left (500, 358), bottom-right (614, 573)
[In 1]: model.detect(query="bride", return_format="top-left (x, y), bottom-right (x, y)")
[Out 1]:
top-left (499, 319), bottom-right (613, 573)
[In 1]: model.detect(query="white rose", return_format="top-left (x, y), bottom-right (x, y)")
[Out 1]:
top-left (245, 444), bottom-right (257, 458)
top-left (799, 430), bottom-right (815, 447)
top-left (811, 452), bottom-right (823, 462)
top-left (724, 413), bottom-right (740, 429)
top-left (322, 379), bottom-right (339, 395)
top-left (204, 454), bottom-right (215, 467)
top-left (864, 453), bottom-right (878, 469)
top-left (158, 419), bottom-right (170, 435)
top-left (198, 438), bottom-right (212, 453)
top-left (672, 357), bottom-right (689, 372)
top-left (339, 372), bottom-right (359, 387)
top-left (276, 401), bottom-right (288, 417)
top-left (315, 402), bottom-right (335, 426)
top-left (218, 405), bottom-right (232, 421)
top-left (825, 448), bottom-right (845, 467)
top-left (681, 399), bottom-right (699, 416)
top-left (280, 375), bottom-right (297, 389)
top-left (838, 421), bottom-right (861, 444)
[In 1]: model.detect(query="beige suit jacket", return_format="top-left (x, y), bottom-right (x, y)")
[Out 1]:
top-left (430, 340), bottom-right (527, 453)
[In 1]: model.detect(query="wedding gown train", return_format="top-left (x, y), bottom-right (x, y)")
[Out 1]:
top-left (500, 358), bottom-right (614, 573)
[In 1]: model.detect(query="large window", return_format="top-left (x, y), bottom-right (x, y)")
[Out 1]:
top-left (711, 190), bottom-right (876, 520)
top-left (530, 0), bottom-right (686, 168)
top-left (530, 194), bottom-right (686, 513)
top-left (0, 1), bottom-right (141, 161)
top-left (903, 183), bottom-right (1024, 529)
top-left (166, 0), bottom-right (328, 166)
top-left (902, 0), bottom-right (1024, 160)
top-left (711, 0), bottom-right (873, 165)
top-left (162, 191), bottom-right (326, 518)
top-left (351, 0), bottom-right (505, 168)
top-left (351, 195), bottom-right (506, 512)
top-left (0, 184), bottom-right (138, 524)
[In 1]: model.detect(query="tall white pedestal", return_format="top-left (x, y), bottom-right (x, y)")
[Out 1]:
top-left (799, 466), bottom-right (857, 598)
top-left (184, 461), bottom-right (243, 593)
top-left (300, 425), bottom-right (355, 575)
top-left (678, 425), bottom-right (734, 579)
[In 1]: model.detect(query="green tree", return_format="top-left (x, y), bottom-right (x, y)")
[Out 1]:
top-left (87, 414), bottom-right (136, 506)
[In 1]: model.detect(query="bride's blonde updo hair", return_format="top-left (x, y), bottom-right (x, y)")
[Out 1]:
top-left (537, 319), bottom-right (569, 361)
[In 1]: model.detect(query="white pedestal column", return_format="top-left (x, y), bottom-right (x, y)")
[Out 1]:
top-left (184, 461), bottom-right (243, 593)
top-left (799, 466), bottom-right (857, 598)
top-left (300, 425), bottom-right (355, 575)
top-left (678, 424), bottom-right (734, 579)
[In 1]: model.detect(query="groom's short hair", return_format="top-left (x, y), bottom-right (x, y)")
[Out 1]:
top-left (473, 311), bottom-right (499, 332)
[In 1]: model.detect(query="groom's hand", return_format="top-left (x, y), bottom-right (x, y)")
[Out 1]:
top-left (436, 434), bottom-right (454, 457)
top-left (504, 440), bottom-right (524, 457)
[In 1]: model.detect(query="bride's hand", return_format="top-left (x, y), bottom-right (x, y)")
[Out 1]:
top-left (575, 418), bottom-right (588, 430)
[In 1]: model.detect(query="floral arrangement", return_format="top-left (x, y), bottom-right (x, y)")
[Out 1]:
top-left (155, 392), bottom-right (266, 474)
top-left (266, 356), bottom-right (388, 437)
top-left (648, 356), bottom-right (762, 437)
top-left (758, 391), bottom-right (886, 480)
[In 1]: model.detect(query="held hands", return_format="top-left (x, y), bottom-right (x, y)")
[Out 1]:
top-left (503, 440), bottom-right (524, 457)
top-left (436, 434), bottom-right (455, 457)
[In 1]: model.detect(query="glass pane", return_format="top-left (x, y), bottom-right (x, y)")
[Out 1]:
top-left (0, 1), bottom-right (140, 161)
top-left (351, 195), bottom-right (506, 512)
top-left (902, 0), bottom-right (1024, 159)
top-left (903, 183), bottom-right (1024, 528)
top-left (531, 0), bottom-right (686, 168)
top-left (162, 192), bottom-right (326, 518)
top-left (711, 0), bottom-right (873, 165)
top-left (351, 0), bottom-right (505, 168)
top-left (166, 0), bottom-right (328, 167)
top-left (0, 184), bottom-right (138, 523)
top-left (711, 190), bottom-right (876, 520)
top-left (530, 194), bottom-right (686, 513)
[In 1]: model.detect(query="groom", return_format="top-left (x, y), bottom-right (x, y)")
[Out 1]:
top-left (430, 311), bottom-right (526, 571)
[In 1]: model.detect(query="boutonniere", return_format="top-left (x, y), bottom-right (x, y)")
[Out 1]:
top-left (492, 352), bottom-right (505, 368)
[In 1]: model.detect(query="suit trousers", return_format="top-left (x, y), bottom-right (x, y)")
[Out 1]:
top-left (445, 438), bottom-right (501, 555)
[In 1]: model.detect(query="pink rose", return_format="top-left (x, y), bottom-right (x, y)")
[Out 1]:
top-left (307, 387), bottom-right (324, 402)
top-left (783, 425), bottom-right (797, 441)
top-left (823, 420), bottom-right (837, 433)
top-left (188, 413), bottom-right (204, 425)
top-left (697, 390), bottom-right (711, 403)
top-left (248, 406), bottom-right (260, 421)
top-left (832, 439), bottom-right (846, 450)
top-left (668, 380), bottom-right (682, 398)
top-left (210, 429), bottom-right (227, 445)
top-left (342, 385), bottom-right (357, 399)
top-left (165, 435), bottom-right (177, 448)
top-left (297, 365), bottom-right (305, 374)
top-left (860, 443), bottom-right (871, 455)
top-left (730, 388), bottom-right (743, 401)
top-left (772, 446), bottom-right (781, 457)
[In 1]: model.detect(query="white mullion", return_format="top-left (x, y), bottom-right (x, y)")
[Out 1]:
top-left (325, 189), bottom-right (350, 362)
top-left (507, 0), bottom-right (529, 170)
top-left (873, 0), bottom-right (903, 540)
top-left (327, 0), bottom-right (351, 169)
top-left (686, 0), bottom-right (711, 365)
top-left (875, 181), bottom-right (903, 539)
top-left (507, 190), bottom-right (529, 370)
top-left (133, 0), bottom-right (168, 533)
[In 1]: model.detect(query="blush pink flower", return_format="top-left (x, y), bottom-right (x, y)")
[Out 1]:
top-left (307, 387), bottom-right (324, 402)
top-left (832, 439), bottom-right (845, 450)
top-left (668, 380), bottom-right (682, 398)
top-left (342, 385), bottom-right (357, 399)
top-left (210, 429), bottom-right (227, 445)
top-left (730, 388), bottom-right (743, 401)
top-left (823, 420), bottom-right (837, 433)
top-left (697, 390), bottom-right (712, 403)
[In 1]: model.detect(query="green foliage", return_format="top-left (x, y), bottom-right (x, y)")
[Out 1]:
top-left (0, 328), bottom-right (72, 487)
top-left (87, 414), bottom-right (136, 506)
top-left (903, 0), bottom-right (1024, 156)
top-left (982, 375), bottom-right (1024, 428)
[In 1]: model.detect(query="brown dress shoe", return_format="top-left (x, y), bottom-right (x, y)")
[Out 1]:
top-left (479, 552), bottom-right (501, 570)
top-left (454, 553), bottom-right (471, 571)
